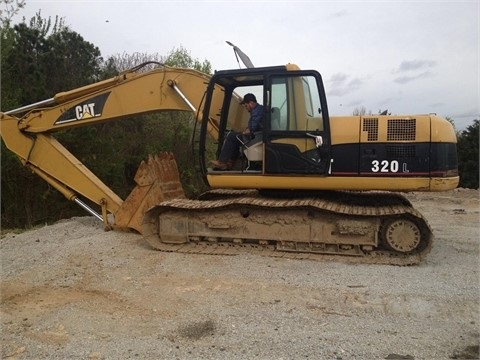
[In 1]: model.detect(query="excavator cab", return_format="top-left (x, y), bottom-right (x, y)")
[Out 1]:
top-left (198, 64), bottom-right (458, 193)
top-left (198, 65), bottom-right (332, 179)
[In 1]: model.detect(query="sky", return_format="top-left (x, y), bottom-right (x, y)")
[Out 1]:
top-left (11, 0), bottom-right (480, 130)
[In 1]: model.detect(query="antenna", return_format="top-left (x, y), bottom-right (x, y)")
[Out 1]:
top-left (226, 41), bottom-right (254, 68)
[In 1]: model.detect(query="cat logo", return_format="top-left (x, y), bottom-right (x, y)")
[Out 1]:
top-left (54, 92), bottom-right (110, 125)
top-left (75, 103), bottom-right (97, 120)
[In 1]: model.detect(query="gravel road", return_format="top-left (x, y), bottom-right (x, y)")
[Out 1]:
top-left (1, 189), bottom-right (479, 359)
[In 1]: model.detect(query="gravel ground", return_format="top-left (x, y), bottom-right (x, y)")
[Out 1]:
top-left (1, 189), bottom-right (479, 360)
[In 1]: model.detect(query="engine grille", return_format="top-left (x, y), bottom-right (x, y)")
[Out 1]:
top-left (387, 119), bottom-right (416, 141)
top-left (386, 145), bottom-right (416, 158)
top-left (362, 118), bottom-right (378, 141)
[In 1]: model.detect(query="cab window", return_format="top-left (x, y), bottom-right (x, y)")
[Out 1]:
top-left (270, 75), bottom-right (323, 131)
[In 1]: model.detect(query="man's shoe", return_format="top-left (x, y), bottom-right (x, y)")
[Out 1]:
top-left (210, 160), bottom-right (230, 170)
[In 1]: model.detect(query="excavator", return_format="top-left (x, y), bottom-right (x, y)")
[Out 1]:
top-left (1, 50), bottom-right (459, 265)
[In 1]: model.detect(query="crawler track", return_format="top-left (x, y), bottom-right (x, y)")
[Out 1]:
top-left (142, 190), bottom-right (432, 265)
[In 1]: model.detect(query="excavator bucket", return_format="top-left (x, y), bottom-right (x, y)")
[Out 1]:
top-left (113, 152), bottom-right (186, 233)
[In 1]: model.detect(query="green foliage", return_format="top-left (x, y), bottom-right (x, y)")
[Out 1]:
top-left (107, 52), bottom-right (163, 72)
top-left (164, 46), bottom-right (212, 74)
top-left (1, 137), bottom-right (83, 228)
top-left (0, 27), bottom-right (17, 110)
top-left (28, 10), bottom-right (66, 36)
top-left (457, 119), bottom-right (479, 189)
top-left (106, 47), bottom-right (212, 75)
top-left (2, 13), bottom-right (103, 105)
top-left (46, 29), bottom-right (102, 90)
top-left (92, 50), bottom-right (211, 199)
top-left (1, 11), bottom-right (106, 228)
top-left (99, 56), bottom-right (120, 79)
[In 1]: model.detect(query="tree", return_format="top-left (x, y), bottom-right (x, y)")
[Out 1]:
top-left (1, 12), bottom-right (106, 228)
top-left (352, 106), bottom-right (372, 116)
top-left (164, 46), bottom-right (212, 74)
top-left (1, 10), bottom-right (213, 229)
top-left (107, 46), bottom-right (212, 74)
top-left (108, 51), bottom-right (163, 72)
top-left (83, 48), bottom-right (213, 200)
top-left (0, 0), bottom-right (25, 28)
top-left (457, 120), bottom-right (479, 189)
top-left (3, 13), bottom-right (102, 105)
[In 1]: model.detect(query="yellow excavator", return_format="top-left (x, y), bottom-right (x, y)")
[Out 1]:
top-left (1, 57), bottom-right (458, 265)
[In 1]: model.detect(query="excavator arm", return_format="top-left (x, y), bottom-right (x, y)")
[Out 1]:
top-left (0, 63), bottom-right (225, 232)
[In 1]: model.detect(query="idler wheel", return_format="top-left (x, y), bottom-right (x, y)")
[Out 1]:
top-left (381, 218), bottom-right (422, 253)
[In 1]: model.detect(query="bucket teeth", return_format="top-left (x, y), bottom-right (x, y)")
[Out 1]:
top-left (114, 152), bottom-right (185, 233)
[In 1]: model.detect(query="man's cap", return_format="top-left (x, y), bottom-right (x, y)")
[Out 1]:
top-left (241, 93), bottom-right (256, 104)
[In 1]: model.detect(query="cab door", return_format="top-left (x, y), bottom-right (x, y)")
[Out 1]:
top-left (264, 72), bottom-right (331, 175)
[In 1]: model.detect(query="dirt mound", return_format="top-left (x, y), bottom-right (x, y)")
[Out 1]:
top-left (1, 190), bottom-right (479, 359)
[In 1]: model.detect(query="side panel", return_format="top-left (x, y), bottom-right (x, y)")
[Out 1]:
top-left (330, 143), bottom-right (457, 177)
top-left (329, 114), bottom-right (458, 178)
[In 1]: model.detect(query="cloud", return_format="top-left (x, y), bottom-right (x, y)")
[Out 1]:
top-left (428, 101), bottom-right (445, 109)
top-left (330, 9), bottom-right (349, 19)
top-left (394, 71), bottom-right (434, 84)
top-left (397, 59), bottom-right (437, 72)
top-left (392, 59), bottom-right (437, 84)
top-left (328, 73), bottom-right (363, 96)
top-left (450, 108), bottom-right (480, 121)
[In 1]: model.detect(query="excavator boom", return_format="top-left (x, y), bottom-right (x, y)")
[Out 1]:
top-left (1, 63), bottom-right (224, 231)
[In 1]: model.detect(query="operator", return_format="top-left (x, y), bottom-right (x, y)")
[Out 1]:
top-left (210, 93), bottom-right (264, 170)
